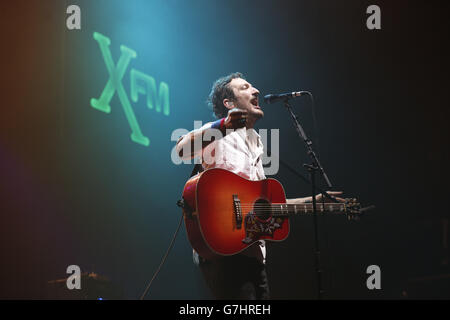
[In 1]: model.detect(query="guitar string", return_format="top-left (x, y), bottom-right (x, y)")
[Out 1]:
top-left (235, 209), bottom-right (346, 212)
top-left (231, 207), bottom-right (347, 210)
top-left (235, 203), bottom-right (348, 206)
top-left (234, 205), bottom-right (350, 209)
top-left (236, 208), bottom-right (345, 210)
top-left (236, 205), bottom-right (347, 209)
top-left (212, 205), bottom-right (353, 216)
top-left (237, 204), bottom-right (346, 207)
top-left (234, 202), bottom-right (352, 205)
top-left (205, 213), bottom-right (351, 218)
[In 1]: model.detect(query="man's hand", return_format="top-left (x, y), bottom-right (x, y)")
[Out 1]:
top-left (314, 191), bottom-right (345, 203)
top-left (224, 108), bottom-right (248, 130)
top-left (287, 191), bottom-right (346, 205)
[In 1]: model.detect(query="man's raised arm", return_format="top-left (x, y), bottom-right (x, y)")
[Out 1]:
top-left (175, 109), bottom-right (248, 160)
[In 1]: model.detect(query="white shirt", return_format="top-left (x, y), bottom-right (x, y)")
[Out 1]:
top-left (202, 126), bottom-right (266, 181)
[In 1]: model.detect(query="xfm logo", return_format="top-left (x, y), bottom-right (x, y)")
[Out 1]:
top-left (90, 32), bottom-right (170, 147)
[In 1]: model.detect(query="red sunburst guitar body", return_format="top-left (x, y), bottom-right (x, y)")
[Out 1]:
top-left (181, 168), bottom-right (289, 260)
top-left (181, 168), bottom-right (359, 260)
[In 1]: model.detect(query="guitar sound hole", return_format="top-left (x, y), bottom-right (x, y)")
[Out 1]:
top-left (253, 199), bottom-right (272, 221)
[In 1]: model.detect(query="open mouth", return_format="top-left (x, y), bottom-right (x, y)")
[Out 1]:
top-left (250, 97), bottom-right (259, 107)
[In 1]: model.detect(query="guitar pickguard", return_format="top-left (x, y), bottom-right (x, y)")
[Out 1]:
top-left (242, 212), bottom-right (284, 244)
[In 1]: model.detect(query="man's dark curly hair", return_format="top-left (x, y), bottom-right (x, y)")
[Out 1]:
top-left (207, 72), bottom-right (244, 119)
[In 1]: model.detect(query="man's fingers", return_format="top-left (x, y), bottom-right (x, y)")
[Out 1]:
top-left (319, 191), bottom-right (346, 203)
top-left (229, 108), bottom-right (248, 116)
top-left (327, 191), bottom-right (344, 202)
top-left (224, 108), bottom-right (248, 129)
top-left (228, 108), bottom-right (247, 114)
top-left (229, 109), bottom-right (248, 128)
top-left (326, 191), bottom-right (343, 195)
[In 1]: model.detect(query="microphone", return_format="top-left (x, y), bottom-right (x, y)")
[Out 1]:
top-left (263, 91), bottom-right (308, 104)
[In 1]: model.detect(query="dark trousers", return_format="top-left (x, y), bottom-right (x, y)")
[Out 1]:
top-left (199, 254), bottom-right (270, 300)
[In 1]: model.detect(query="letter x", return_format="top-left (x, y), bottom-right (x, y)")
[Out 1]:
top-left (90, 32), bottom-right (149, 146)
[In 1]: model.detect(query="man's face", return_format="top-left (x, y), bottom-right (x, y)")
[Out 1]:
top-left (227, 78), bottom-right (263, 119)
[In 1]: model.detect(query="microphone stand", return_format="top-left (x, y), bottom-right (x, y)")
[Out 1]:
top-left (283, 97), bottom-right (333, 300)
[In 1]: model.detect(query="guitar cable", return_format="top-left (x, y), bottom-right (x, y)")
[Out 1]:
top-left (140, 165), bottom-right (201, 300)
top-left (139, 213), bottom-right (184, 300)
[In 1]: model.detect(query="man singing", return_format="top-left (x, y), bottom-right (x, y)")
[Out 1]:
top-left (176, 72), bottom-right (343, 299)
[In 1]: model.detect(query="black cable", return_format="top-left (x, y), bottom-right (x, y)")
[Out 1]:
top-left (139, 214), bottom-right (184, 300)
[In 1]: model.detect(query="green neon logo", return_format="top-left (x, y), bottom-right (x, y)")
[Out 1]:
top-left (90, 32), bottom-right (170, 147)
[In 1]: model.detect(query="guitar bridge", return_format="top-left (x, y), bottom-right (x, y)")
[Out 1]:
top-left (233, 194), bottom-right (242, 229)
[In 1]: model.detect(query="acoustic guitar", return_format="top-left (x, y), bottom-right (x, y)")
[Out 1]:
top-left (180, 168), bottom-right (360, 260)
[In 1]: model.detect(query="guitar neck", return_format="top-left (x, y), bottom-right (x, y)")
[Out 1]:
top-left (271, 202), bottom-right (348, 216)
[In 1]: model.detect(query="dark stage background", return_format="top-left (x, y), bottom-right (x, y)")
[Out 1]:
top-left (1, 0), bottom-right (449, 299)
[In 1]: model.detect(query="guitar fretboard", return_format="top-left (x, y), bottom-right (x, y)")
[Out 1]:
top-left (239, 202), bottom-right (348, 216)
top-left (276, 203), bottom-right (347, 216)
